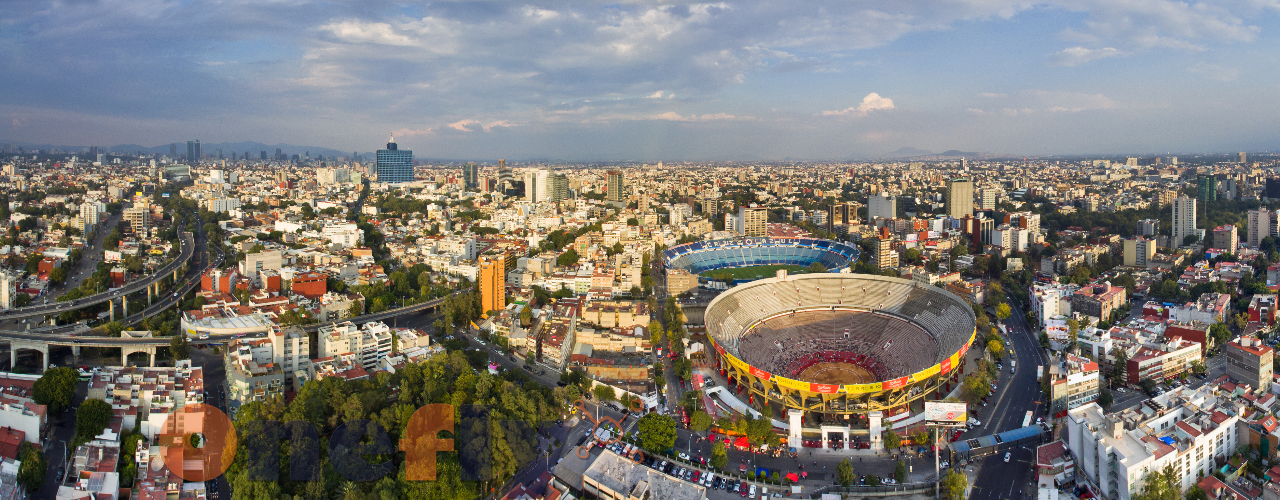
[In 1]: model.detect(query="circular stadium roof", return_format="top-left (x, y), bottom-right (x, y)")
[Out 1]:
top-left (663, 237), bottom-right (860, 277)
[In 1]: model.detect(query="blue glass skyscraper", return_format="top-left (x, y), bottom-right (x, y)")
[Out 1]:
top-left (376, 134), bottom-right (414, 183)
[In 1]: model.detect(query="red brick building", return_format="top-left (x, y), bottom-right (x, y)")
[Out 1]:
top-left (201, 268), bottom-right (239, 294)
top-left (292, 271), bottom-right (327, 299)
top-left (1250, 294), bottom-right (1278, 325)
top-left (1166, 322), bottom-right (1213, 355)
top-left (110, 267), bottom-right (127, 288)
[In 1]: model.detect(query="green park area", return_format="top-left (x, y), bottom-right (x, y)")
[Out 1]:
top-left (699, 264), bottom-right (813, 282)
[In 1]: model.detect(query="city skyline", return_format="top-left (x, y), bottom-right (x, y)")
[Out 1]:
top-left (3, 0), bottom-right (1279, 160)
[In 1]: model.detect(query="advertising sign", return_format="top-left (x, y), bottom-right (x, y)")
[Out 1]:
top-left (924, 401), bottom-right (968, 425)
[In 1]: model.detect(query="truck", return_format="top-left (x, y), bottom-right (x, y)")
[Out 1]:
top-left (1023, 411), bottom-right (1034, 428)
top-left (1010, 360), bottom-right (1016, 373)
top-left (1037, 365), bottom-right (1044, 381)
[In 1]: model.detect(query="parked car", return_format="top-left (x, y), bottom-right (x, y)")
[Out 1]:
top-left (1004, 452), bottom-right (1011, 463)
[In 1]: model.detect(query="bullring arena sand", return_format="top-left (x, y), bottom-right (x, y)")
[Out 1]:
top-left (796, 362), bottom-right (876, 385)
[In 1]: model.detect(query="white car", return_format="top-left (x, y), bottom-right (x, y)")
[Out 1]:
top-left (1004, 452), bottom-right (1011, 463)
top-left (199, 334), bottom-right (209, 339)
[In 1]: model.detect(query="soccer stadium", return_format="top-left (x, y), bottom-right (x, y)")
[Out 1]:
top-left (704, 273), bottom-right (976, 416)
top-left (663, 237), bottom-right (860, 284)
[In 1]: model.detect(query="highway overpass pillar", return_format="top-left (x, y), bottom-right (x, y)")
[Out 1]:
top-left (148, 285), bottom-right (152, 306)
top-left (173, 269), bottom-right (179, 282)
top-left (10, 340), bottom-right (49, 372)
top-left (72, 346), bottom-right (81, 358)
top-left (109, 299), bottom-right (115, 322)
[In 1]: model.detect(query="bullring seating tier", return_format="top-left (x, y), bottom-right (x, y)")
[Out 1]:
top-left (704, 274), bottom-right (974, 381)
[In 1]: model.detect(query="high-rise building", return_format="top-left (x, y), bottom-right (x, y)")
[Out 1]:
top-left (498, 159), bottom-right (513, 188)
top-left (462, 163), bottom-right (479, 191)
top-left (479, 255), bottom-right (505, 317)
top-left (525, 169), bottom-right (550, 202)
top-left (80, 203), bottom-right (101, 233)
top-left (1239, 152), bottom-right (1248, 164)
top-left (124, 204), bottom-right (151, 234)
top-left (169, 143), bottom-right (177, 157)
top-left (547, 173), bottom-right (570, 202)
top-left (375, 134), bottom-right (414, 183)
top-left (186, 140), bottom-right (199, 162)
top-left (606, 170), bottom-right (624, 203)
top-left (738, 205), bottom-right (768, 237)
top-left (1211, 224), bottom-right (1238, 253)
top-left (871, 229), bottom-right (898, 270)
top-left (1196, 175), bottom-right (1217, 204)
top-left (979, 188), bottom-right (998, 210)
top-left (0, 271), bottom-right (18, 309)
top-left (1172, 196), bottom-right (1198, 246)
top-left (1123, 237), bottom-right (1156, 267)
top-left (946, 178), bottom-right (973, 219)
top-left (1225, 337), bottom-right (1272, 393)
top-left (1137, 218), bottom-right (1159, 237)
top-left (827, 202), bottom-right (852, 231)
top-left (867, 194), bottom-right (896, 221)
top-left (1247, 209), bottom-right (1271, 247)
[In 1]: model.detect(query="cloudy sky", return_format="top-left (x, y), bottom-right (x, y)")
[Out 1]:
top-left (2, 0), bottom-right (1278, 160)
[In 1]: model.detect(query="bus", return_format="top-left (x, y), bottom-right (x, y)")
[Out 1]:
top-left (1022, 411), bottom-right (1034, 428)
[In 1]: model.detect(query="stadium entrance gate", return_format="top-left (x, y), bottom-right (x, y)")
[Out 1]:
top-left (820, 425), bottom-right (849, 450)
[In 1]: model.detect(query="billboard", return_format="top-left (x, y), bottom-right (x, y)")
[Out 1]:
top-left (924, 401), bottom-right (968, 425)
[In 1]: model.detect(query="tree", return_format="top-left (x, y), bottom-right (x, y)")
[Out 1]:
top-left (807, 262), bottom-right (827, 273)
top-left (49, 266), bottom-right (67, 285)
top-left (910, 429), bottom-right (929, 449)
top-left (1134, 464), bottom-right (1180, 500)
top-left (995, 302), bottom-right (1012, 322)
top-left (1185, 485), bottom-right (1209, 500)
top-left (837, 458), bottom-right (856, 487)
top-left (894, 460), bottom-right (907, 483)
top-left (519, 305), bottom-right (533, 328)
top-left (33, 367), bottom-right (77, 413)
top-left (710, 441), bottom-right (728, 470)
top-left (348, 298), bottom-right (363, 318)
top-left (75, 398), bottom-right (113, 444)
top-left (1067, 318), bottom-right (1081, 349)
top-left (986, 337), bottom-right (1006, 361)
top-left (690, 411), bottom-right (712, 433)
top-left (170, 332), bottom-right (190, 360)
top-left (637, 413), bottom-right (677, 454)
top-left (557, 248), bottom-right (579, 267)
top-left (962, 373), bottom-right (991, 403)
top-left (883, 429), bottom-right (902, 450)
top-left (941, 469), bottom-right (968, 500)
top-left (16, 441), bottom-right (47, 493)
top-left (593, 384), bottom-right (616, 402)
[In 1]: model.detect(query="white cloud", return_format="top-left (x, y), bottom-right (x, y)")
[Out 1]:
top-left (1048, 46), bottom-right (1123, 66)
top-left (821, 92), bottom-right (895, 117)
top-left (968, 90), bottom-right (1117, 115)
top-left (1188, 62), bottom-right (1240, 81)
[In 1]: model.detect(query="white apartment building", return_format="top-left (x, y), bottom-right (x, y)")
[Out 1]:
top-left (1032, 283), bottom-right (1077, 329)
top-left (436, 236), bottom-right (477, 261)
top-left (1171, 196), bottom-right (1198, 246)
top-left (867, 194), bottom-right (896, 221)
top-left (317, 321), bottom-right (394, 372)
top-left (79, 202), bottom-right (101, 233)
top-left (0, 271), bottom-right (17, 310)
top-left (1248, 208), bottom-right (1272, 247)
top-left (204, 197), bottom-right (242, 213)
top-left (272, 327), bottom-right (312, 392)
top-left (323, 222), bottom-right (364, 247)
top-left (1123, 237), bottom-right (1156, 267)
top-left (1067, 389), bottom-right (1237, 500)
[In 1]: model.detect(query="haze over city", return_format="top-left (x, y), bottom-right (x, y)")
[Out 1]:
top-left (3, 0), bottom-right (1280, 160)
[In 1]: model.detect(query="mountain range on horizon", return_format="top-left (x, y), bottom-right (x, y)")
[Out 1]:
top-left (0, 140), bottom-right (359, 160)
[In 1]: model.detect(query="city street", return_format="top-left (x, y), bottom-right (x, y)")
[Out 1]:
top-left (970, 296), bottom-right (1051, 500)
